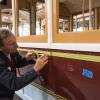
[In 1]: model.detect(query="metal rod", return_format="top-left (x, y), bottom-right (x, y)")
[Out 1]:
top-left (0, 2), bottom-right (2, 27)
top-left (82, 0), bottom-right (85, 31)
top-left (89, 0), bottom-right (92, 30)
top-left (12, 0), bottom-right (19, 36)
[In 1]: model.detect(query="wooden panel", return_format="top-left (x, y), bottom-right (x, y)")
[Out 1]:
top-left (53, 30), bottom-right (100, 43)
top-left (17, 34), bottom-right (47, 43)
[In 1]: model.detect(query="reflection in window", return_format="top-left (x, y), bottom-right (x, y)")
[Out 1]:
top-left (19, 0), bottom-right (45, 37)
top-left (30, 0), bottom-right (45, 36)
top-left (36, 2), bottom-right (45, 35)
top-left (19, 10), bottom-right (30, 37)
top-left (1, 9), bottom-right (12, 30)
top-left (73, 12), bottom-right (94, 32)
top-left (36, 18), bottom-right (45, 35)
top-left (59, 18), bottom-right (69, 32)
top-left (59, 0), bottom-right (100, 33)
top-left (0, 0), bottom-right (12, 30)
top-left (59, 2), bottom-right (70, 33)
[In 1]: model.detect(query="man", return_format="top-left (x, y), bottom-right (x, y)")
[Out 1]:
top-left (0, 28), bottom-right (48, 100)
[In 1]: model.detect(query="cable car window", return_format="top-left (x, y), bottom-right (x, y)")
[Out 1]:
top-left (73, 12), bottom-right (94, 32)
top-left (19, 0), bottom-right (45, 37)
top-left (59, 0), bottom-right (100, 33)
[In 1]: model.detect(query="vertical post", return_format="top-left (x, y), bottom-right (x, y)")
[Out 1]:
top-left (12, 0), bottom-right (19, 36)
top-left (12, 0), bottom-right (15, 34)
top-left (63, 19), bottom-right (66, 32)
top-left (47, 0), bottom-right (52, 47)
top-left (82, 0), bottom-right (85, 31)
top-left (94, 8), bottom-right (98, 29)
top-left (30, 0), bottom-right (36, 35)
top-left (98, 8), bottom-right (100, 29)
top-left (89, 0), bottom-right (92, 30)
top-left (15, 0), bottom-right (19, 36)
top-left (0, 2), bottom-right (2, 27)
top-left (69, 15), bottom-right (73, 32)
top-left (39, 18), bottom-right (41, 35)
top-left (75, 15), bottom-right (78, 32)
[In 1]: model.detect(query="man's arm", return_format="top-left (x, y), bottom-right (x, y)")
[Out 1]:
top-left (13, 52), bottom-right (36, 68)
top-left (0, 65), bottom-right (38, 91)
top-left (0, 54), bottom-right (48, 91)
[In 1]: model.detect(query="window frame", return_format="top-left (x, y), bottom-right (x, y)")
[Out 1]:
top-left (52, 0), bottom-right (100, 43)
top-left (17, 0), bottom-right (48, 43)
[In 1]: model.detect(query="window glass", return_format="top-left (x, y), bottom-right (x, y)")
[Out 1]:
top-left (19, 10), bottom-right (30, 36)
top-left (73, 12), bottom-right (94, 32)
top-left (19, 0), bottom-right (45, 37)
top-left (1, 0), bottom-right (12, 30)
top-left (59, 0), bottom-right (100, 33)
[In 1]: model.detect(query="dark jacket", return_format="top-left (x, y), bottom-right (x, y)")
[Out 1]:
top-left (0, 51), bottom-right (38, 100)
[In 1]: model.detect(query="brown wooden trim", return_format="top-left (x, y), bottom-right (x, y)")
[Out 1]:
top-left (17, 34), bottom-right (47, 43)
top-left (53, 30), bottom-right (100, 43)
top-left (52, 0), bottom-right (59, 42)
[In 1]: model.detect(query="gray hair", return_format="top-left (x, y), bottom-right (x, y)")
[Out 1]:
top-left (0, 28), bottom-right (13, 48)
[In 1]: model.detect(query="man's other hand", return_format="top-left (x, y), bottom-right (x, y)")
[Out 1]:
top-left (33, 55), bottom-right (48, 73)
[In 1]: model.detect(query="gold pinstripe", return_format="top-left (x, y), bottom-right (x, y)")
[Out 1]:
top-left (18, 48), bottom-right (100, 63)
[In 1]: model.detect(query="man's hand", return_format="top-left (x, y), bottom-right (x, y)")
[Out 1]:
top-left (33, 55), bottom-right (48, 73)
top-left (25, 50), bottom-right (36, 61)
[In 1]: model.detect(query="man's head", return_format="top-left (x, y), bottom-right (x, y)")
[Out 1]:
top-left (0, 28), bottom-right (18, 54)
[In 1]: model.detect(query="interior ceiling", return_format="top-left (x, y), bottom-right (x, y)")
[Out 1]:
top-left (1, 0), bottom-right (100, 20)
top-left (1, 0), bottom-right (100, 12)
top-left (59, 0), bottom-right (100, 14)
top-left (0, 0), bottom-right (45, 10)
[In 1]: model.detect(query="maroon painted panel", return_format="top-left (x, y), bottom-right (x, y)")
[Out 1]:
top-left (41, 55), bottom-right (100, 100)
top-left (19, 48), bottom-right (100, 100)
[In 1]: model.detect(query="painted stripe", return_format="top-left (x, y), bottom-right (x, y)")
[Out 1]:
top-left (18, 48), bottom-right (100, 62)
top-left (18, 43), bottom-right (50, 49)
top-left (18, 43), bottom-right (100, 52)
top-left (52, 43), bottom-right (100, 52)
top-left (31, 82), bottom-right (67, 100)
top-left (52, 52), bottom-right (100, 62)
